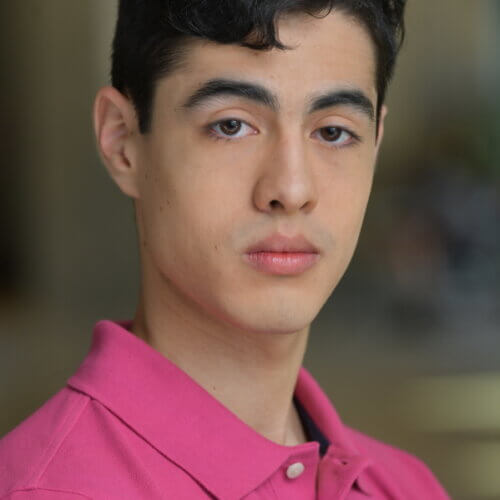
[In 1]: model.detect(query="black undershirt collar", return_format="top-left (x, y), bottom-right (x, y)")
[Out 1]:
top-left (293, 395), bottom-right (330, 457)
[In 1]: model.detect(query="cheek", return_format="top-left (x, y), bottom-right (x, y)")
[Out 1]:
top-left (319, 151), bottom-right (375, 242)
top-left (141, 158), bottom-right (240, 275)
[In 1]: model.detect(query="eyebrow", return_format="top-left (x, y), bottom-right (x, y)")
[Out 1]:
top-left (307, 90), bottom-right (374, 121)
top-left (181, 78), bottom-right (375, 122)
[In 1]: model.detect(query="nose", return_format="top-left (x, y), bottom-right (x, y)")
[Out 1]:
top-left (252, 134), bottom-right (318, 215)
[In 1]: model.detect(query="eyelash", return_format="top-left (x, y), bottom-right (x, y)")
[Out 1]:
top-left (206, 118), bottom-right (361, 149)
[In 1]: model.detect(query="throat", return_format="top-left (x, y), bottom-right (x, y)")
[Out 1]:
top-left (284, 399), bottom-right (310, 446)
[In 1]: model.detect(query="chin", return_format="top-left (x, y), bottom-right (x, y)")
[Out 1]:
top-left (219, 294), bottom-right (323, 335)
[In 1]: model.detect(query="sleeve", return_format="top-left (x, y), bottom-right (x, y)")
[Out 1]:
top-left (1, 489), bottom-right (91, 500)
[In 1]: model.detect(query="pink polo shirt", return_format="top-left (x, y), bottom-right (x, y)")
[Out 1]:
top-left (0, 319), bottom-right (450, 499)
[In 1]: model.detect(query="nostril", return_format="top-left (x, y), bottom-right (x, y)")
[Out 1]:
top-left (270, 199), bottom-right (281, 208)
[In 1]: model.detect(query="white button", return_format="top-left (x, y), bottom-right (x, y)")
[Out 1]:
top-left (286, 462), bottom-right (305, 479)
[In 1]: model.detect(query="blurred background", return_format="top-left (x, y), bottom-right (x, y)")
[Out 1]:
top-left (0, 1), bottom-right (499, 498)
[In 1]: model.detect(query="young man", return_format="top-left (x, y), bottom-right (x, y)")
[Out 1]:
top-left (0, 1), bottom-right (451, 498)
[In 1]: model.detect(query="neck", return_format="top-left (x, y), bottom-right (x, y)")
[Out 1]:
top-left (131, 274), bottom-right (310, 447)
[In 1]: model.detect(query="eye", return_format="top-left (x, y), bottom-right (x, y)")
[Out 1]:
top-left (208, 119), bottom-right (256, 140)
top-left (313, 126), bottom-right (360, 148)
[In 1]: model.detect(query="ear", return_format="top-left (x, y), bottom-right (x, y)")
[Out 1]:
top-left (374, 104), bottom-right (388, 159)
top-left (93, 86), bottom-right (141, 199)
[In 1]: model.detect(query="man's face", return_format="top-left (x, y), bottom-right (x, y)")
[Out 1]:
top-left (133, 10), bottom-right (384, 335)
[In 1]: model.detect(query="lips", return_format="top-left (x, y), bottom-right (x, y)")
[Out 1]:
top-left (245, 234), bottom-right (319, 254)
top-left (243, 234), bottom-right (320, 275)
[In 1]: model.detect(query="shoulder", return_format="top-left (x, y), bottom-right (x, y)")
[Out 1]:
top-left (345, 426), bottom-right (451, 499)
top-left (0, 387), bottom-right (201, 499)
top-left (0, 388), bottom-right (90, 498)
top-left (1, 488), bottom-right (91, 499)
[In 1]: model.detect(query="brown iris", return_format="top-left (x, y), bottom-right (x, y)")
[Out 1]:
top-left (319, 127), bottom-right (342, 142)
top-left (219, 119), bottom-right (241, 135)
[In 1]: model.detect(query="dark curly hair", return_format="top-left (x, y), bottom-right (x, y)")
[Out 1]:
top-left (111, 0), bottom-right (406, 133)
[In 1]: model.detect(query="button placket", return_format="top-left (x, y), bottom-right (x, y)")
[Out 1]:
top-left (285, 461), bottom-right (305, 479)
top-left (318, 451), bottom-right (374, 498)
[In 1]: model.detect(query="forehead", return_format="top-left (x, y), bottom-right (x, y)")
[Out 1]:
top-left (162, 10), bottom-right (377, 108)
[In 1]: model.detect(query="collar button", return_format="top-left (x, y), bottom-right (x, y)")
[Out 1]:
top-left (286, 462), bottom-right (305, 479)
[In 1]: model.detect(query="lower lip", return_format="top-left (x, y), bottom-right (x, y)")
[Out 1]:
top-left (244, 252), bottom-right (320, 275)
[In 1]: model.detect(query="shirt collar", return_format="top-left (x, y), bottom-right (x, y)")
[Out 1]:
top-left (67, 319), bottom-right (372, 499)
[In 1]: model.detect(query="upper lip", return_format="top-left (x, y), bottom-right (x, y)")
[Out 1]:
top-left (245, 233), bottom-right (319, 254)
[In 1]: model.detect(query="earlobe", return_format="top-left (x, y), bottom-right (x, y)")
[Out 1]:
top-left (93, 86), bottom-right (141, 199)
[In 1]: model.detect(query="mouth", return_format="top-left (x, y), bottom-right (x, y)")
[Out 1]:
top-left (243, 233), bottom-right (320, 275)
